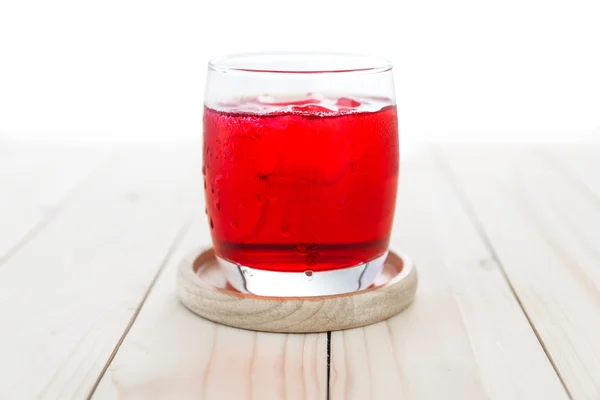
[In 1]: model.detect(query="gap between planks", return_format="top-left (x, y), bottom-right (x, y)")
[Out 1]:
top-left (430, 144), bottom-right (574, 399)
top-left (326, 331), bottom-right (331, 400)
top-left (91, 219), bottom-right (329, 399)
top-left (86, 217), bottom-right (195, 399)
top-left (328, 145), bottom-right (568, 400)
top-left (0, 147), bottom-right (201, 399)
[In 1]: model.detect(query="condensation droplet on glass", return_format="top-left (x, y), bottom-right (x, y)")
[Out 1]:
top-left (211, 185), bottom-right (215, 194)
top-left (210, 218), bottom-right (214, 229)
top-left (203, 179), bottom-right (207, 190)
top-left (294, 243), bottom-right (308, 254)
top-left (204, 207), bottom-right (208, 215)
top-left (304, 270), bottom-right (314, 281)
top-left (215, 200), bottom-right (221, 211)
top-left (215, 174), bottom-right (224, 184)
top-left (305, 252), bottom-right (319, 265)
top-left (202, 165), bottom-right (206, 175)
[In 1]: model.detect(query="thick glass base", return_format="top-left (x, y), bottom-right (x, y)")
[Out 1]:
top-left (216, 252), bottom-right (388, 297)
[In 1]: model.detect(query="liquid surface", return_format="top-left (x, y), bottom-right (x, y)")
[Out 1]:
top-left (203, 94), bottom-right (399, 272)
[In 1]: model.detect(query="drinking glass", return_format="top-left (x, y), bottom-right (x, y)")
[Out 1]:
top-left (203, 52), bottom-right (399, 297)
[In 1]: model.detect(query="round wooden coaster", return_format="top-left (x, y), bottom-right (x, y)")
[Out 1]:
top-left (176, 248), bottom-right (417, 333)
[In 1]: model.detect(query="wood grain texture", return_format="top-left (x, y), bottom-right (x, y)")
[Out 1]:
top-left (92, 218), bottom-right (328, 400)
top-left (177, 248), bottom-right (417, 333)
top-left (0, 144), bottom-right (109, 264)
top-left (329, 147), bottom-right (568, 400)
top-left (440, 143), bottom-right (600, 399)
top-left (0, 148), bottom-right (197, 399)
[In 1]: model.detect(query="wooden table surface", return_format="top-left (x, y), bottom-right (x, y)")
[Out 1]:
top-left (1, 142), bottom-right (599, 400)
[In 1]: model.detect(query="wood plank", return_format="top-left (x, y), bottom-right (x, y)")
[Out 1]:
top-left (440, 144), bottom-right (600, 399)
top-left (330, 147), bottom-right (568, 400)
top-left (0, 144), bottom-right (109, 264)
top-left (91, 217), bottom-right (328, 400)
top-left (0, 148), bottom-right (197, 399)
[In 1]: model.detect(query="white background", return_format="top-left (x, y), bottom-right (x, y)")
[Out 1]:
top-left (1, 0), bottom-right (599, 144)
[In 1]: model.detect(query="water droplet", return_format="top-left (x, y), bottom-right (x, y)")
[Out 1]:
top-left (203, 180), bottom-right (207, 190)
top-left (211, 185), bottom-right (215, 194)
top-left (215, 200), bottom-right (221, 211)
top-left (295, 243), bottom-right (308, 254)
top-left (281, 221), bottom-right (291, 237)
top-left (306, 252), bottom-right (319, 265)
top-left (202, 165), bottom-right (206, 175)
top-left (231, 219), bottom-right (239, 229)
top-left (256, 193), bottom-right (266, 205)
top-left (204, 207), bottom-right (208, 215)
top-left (215, 174), bottom-right (224, 184)
top-left (210, 218), bottom-right (214, 229)
top-left (304, 270), bottom-right (314, 280)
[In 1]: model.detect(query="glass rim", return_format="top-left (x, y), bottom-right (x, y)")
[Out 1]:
top-left (208, 51), bottom-right (393, 75)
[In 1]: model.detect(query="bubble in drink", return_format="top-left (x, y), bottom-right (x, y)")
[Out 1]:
top-left (306, 252), bottom-right (319, 265)
top-left (294, 243), bottom-right (309, 254)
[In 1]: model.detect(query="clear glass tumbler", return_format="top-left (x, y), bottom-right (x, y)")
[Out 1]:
top-left (203, 52), bottom-right (399, 296)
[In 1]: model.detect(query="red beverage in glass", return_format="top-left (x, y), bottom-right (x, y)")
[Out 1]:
top-left (203, 95), bottom-right (399, 273)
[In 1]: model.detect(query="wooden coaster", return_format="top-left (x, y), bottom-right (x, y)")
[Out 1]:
top-left (176, 248), bottom-right (418, 333)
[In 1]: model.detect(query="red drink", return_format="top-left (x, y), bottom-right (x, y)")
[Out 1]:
top-left (203, 95), bottom-right (399, 273)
